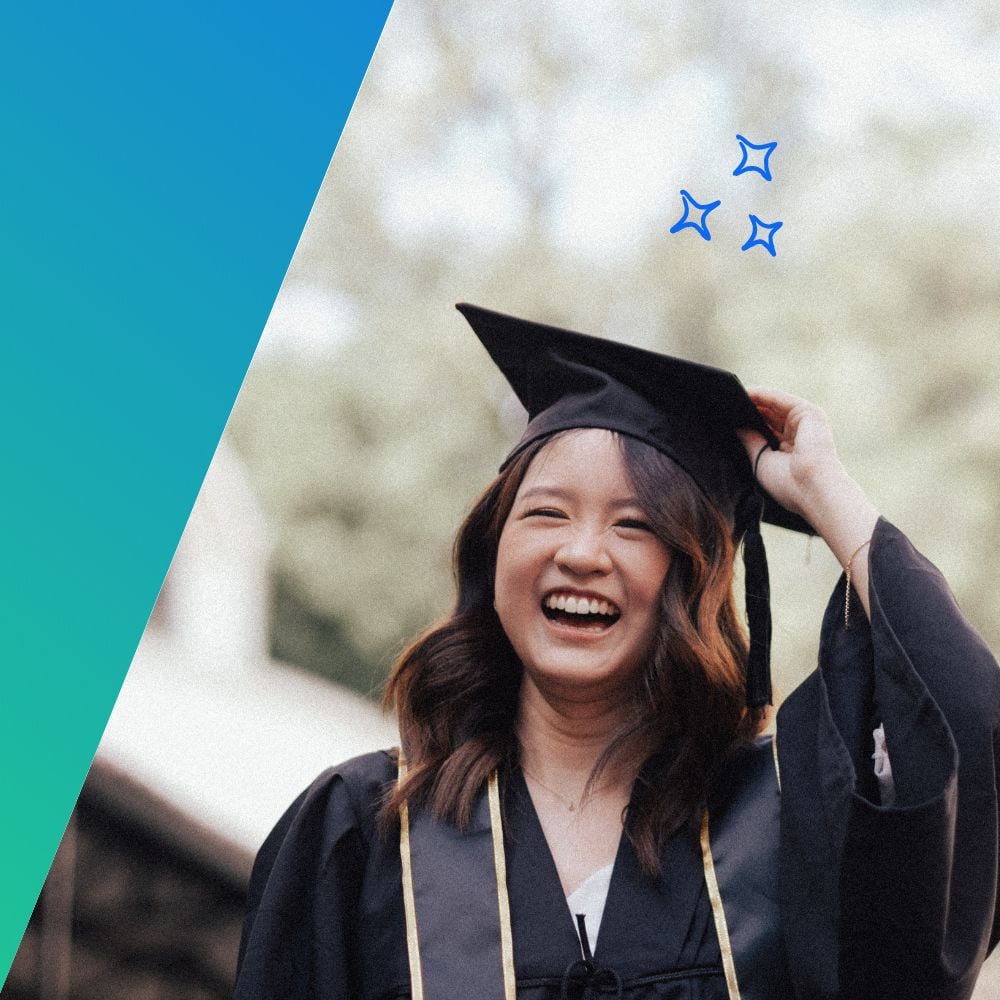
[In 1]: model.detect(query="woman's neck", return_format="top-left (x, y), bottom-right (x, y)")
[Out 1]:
top-left (516, 675), bottom-right (641, 783)
top-left (516, 677), bottom-right (642, 894)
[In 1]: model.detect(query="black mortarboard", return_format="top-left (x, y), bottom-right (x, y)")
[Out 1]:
top-left (457, 302), bottom-right (816, 709)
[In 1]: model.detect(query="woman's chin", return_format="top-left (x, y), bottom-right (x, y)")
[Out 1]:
top-left (520, 653), bottom-right (642, 704)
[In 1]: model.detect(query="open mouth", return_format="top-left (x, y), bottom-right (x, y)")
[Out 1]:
top-left (541, 592), bottom-right (621, 630)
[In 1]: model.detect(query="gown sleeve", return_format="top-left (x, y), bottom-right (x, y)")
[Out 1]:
top-left (776, 517), bottom-right (1000, 1000)
top-left (234, 752), bottom-right (392, 999)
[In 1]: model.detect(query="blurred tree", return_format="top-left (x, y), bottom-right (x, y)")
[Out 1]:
top-left (227, 0), bottom-right (999, 710)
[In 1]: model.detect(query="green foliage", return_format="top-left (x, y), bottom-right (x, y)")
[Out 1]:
top-left (227, 1), bottom-right (1000, 702)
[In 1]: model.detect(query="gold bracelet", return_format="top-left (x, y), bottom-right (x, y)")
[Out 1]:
top-left (844, 538), bottom-right (871, 627)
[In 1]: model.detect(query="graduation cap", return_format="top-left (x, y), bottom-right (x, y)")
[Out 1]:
top-left (457, 302), bottom-right (816, 709)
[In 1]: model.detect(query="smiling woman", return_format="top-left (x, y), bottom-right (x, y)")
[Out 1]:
top-left (384, 425), bottom-right (755, 899)
top-left (235, 305), bottom-right (1000, 1000)
top-left (495, 431), bottom-right (672, 697)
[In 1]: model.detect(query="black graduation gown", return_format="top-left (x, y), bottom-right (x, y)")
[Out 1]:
top-left (777, 518), bottom-right (1000, 999)
top-left (236, 519), bottom-right (1000, 999)
top-left (234, 746), bottom-right (786, 998)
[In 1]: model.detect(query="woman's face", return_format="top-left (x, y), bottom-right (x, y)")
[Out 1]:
top-left (494, 429), bottom-right (672, 700)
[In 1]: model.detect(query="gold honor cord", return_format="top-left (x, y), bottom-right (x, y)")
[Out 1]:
top-left (700, 809), bottom-right (742, 1000)
top-left (487, 773), bottom-right (517, 1000)
top-left (398, 759), bottom-right (425, 1000)
top-left (398, 765), bottom-right (515, 1000)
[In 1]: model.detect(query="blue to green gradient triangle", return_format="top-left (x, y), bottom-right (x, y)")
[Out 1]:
top-left (0, 2), bottom-right (393, 981)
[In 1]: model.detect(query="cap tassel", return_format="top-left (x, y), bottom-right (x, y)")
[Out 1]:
top-left (740, 493), bottom-right (773, 709)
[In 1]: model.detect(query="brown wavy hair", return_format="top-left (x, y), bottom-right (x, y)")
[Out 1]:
top-left (382, 430), bottom-right (766, 874)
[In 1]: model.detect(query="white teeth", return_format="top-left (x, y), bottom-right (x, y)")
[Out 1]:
top-left (544, 594), bottom-right (619, 617)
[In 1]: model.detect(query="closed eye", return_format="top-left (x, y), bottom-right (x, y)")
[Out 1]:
top-left (615, 518), bottom-right (653, 532)
top-left (523, 507), bottom-right (568, 520)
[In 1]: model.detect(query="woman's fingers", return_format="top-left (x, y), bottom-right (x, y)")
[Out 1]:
top-left (737, 428), bottom-right (796, 515)
top-left (747, 386), bottom-right (835, 451)
top-left (736, 427), bottom-right (769, 467)
top-left (746, 385), bottom-right (812, 411)
top-left (738, 386), bottom-right (845, 517)
top-left (746, 386), bottom-right (814, 440)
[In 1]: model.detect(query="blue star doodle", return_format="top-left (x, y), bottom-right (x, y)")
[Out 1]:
top-left (669, 189), bottom-right (722, 242)
top-left (733, 134), bottom-right (777, 182)
top-left (741, 215), bottom-right (783, 257)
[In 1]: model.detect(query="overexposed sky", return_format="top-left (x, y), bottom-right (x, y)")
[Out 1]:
top-left (260, 1), bottom-right (999, 352)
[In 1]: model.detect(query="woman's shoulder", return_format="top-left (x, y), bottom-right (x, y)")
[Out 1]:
top-left (709, 734), bottom-right (779, 809)
top-left (310, 746), bottom-right (400, 794)
top-left (292, 747), bottom-right (400, 830)
top-left (256, 748), bottom-right (400, 861)
top-left (239, 748), bottom-right (403, 992)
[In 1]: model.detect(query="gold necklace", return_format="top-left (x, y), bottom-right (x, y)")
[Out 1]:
top-left (522, 767), bottom-right (604, 813)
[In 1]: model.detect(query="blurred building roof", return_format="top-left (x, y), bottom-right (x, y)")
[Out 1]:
top-left (94, 436), bottom-right (398, 883)
top-left (11, 437), bottom-right (398, 1000)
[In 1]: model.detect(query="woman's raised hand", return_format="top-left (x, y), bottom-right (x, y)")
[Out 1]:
top-left (737, 386), bottom-right (880, 621)
top-left (738, 387), bottom-right (841, 520)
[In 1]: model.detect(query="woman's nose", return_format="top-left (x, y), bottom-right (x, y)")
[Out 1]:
top-left (554, 527), bottom-right (613, 575)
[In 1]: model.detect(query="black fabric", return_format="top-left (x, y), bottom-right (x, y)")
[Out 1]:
top-left (406, 777), bottom-right (507, 999)
top-left (776, 517), bottom-right (1000, 999)
top-left (236, 521), bottom-right (1000, 1000)
top-left (739, 490), bottom-right (773, 709)
top-left (455, 302), bottom-right (813, 537)
top-left (706, 739), bottom-right (786, 1000)
top-left (456, 301), bottom-right (812, 708)
top-left (236, 752), bottom-right (742, 999)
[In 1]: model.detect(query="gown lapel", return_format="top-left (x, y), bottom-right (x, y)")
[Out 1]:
top-left (505, 767), bottom-right (712, 984)
top-left (404, 764), bottom-right (743, 996)
top-left (503, 769), bottom-right (587, 978)
top-left (594, 815), bottom-right (711, 978)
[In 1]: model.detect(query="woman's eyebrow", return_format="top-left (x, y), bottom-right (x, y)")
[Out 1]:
top-left (609, 498), bottom-right (644, 511)
top-left (517, 486), bottom-right (572, 502)
top-left (517, 486), bottom-right (641, 508)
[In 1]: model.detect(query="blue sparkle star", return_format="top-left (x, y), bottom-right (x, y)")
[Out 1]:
top-left (669, 189), bottom-right (722, 241)
top-left (733, 134), bottom-right (778, 182)
top-left (741, 215), bottom-right (783, 256)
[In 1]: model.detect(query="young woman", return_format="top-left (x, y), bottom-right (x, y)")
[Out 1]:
top-left (235, 305), bottom-right (1000, 1000)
